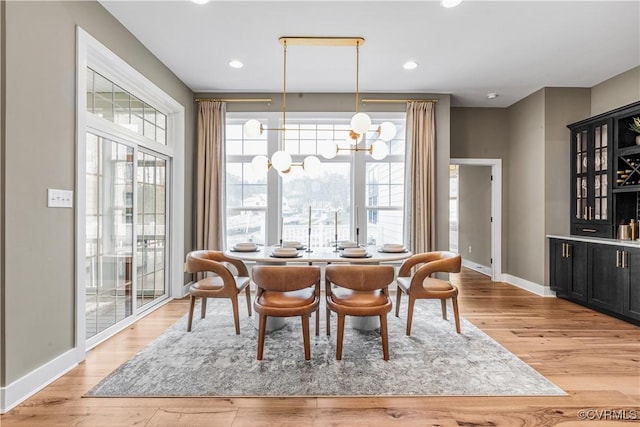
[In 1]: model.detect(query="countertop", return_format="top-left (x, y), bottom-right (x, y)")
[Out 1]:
top-left (547, 234), bottom-right (640, 248)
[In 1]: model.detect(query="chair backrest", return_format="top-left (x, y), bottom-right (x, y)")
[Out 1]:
top-left (398, 251), bottom-right (461, 277)
top-left (252, 265), bottom-right (320, 292)
top-left (325, 265), bottom-right (395, 292)
top-left (185, 250), bottom-right (249, 281)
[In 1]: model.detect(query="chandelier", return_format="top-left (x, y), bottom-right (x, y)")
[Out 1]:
top-left (245, 36), bottom-right (396, 174)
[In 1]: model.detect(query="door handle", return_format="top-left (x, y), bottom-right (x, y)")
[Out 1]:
top-left (582, 228), bottom-right (597, 233)
top-left (566, 244), bottom-right (571, 258)
top-left (622, 251), bottom-right (627, 269)
top-left (588, 206), bottom-right (593, 220)
top-left (616, 250), bottom-right (621, 268)
top-left (583, 206), bottom-right (588, 220)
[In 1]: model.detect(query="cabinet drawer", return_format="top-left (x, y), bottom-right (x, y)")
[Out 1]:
top-left (571, 223), bottom-right (613, 238)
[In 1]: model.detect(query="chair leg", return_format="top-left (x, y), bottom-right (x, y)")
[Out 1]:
top-left (395, 287), bottom-right (402, 317)
top-left (244, 286), bottom-right (252, 316)
top-left (315, 308), bottom-right (320, 336)
top-left (406, 296), bottom-right (416, 336)
top-left (336, 314), bottom-right (345, 360)
top-left (326, 306), bottom-right (331, 336)
top-left (201, 297), bottom-right (207, 319)
top-left (231, 295), bottom-right (241, 335)
top-left (452, 296), bottom-right (461, 334)
top-left (441, 299), bottom-right (448, 320)
top-left (301, 315), bottom-right (311, 360)
top-left (257, 315), bottom-right (267, 360)
top-left (380, 314), bottom-right (389, 361)
top-left (187, 295), bottom-right (196, 332)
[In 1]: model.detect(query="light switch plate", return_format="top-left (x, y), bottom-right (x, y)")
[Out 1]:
top-left (48, 189), bottom-right (73, 208)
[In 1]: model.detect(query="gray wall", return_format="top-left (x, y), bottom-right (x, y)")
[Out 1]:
top-left (458, 165), bottom-right (492, 268)
top-left (207, 92), bottom-right (453, 252)
top-left (450, 107), bottom-right (508, 269)
top-left (591, 67), bottom-right (640, 116)
top-left (2, 1), bottom-right (195, 385)
top-left (507, 89), bottom-right (546, 284)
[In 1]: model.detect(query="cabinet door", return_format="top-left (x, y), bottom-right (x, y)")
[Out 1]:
top-left (568, 241), bottom-right (587, 302)
top-left (622, 248), bottom-right (640, 321)
top-left (550, 239), bottom-right (570, 295)
top-left (570, 120), bottom-right (614, 238)
top-left (588, 244), bottom-right (623, 312)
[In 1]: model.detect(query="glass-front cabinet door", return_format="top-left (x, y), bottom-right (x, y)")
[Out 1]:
top-left (570, 118), bottom-right (614, 238)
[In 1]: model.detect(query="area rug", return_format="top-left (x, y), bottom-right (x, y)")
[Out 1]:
top-left (86, 299), bottom-right (565, 397)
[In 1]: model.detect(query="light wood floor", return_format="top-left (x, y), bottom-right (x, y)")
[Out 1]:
top-left (2, 268), bottom-right (639, 426)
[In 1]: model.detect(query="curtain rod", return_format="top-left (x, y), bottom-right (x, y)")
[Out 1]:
top-left (361, 98), bottom-right (439, 104)
top-left (195, 98), bottom-right (272, 103)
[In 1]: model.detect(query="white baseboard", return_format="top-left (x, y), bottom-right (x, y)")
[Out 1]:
top-left (462, 259), bottom-right (492, 277)
top-left (502, 274), bottom-right (556, 297)
top-left (0, 348), bottom-right (77, 414)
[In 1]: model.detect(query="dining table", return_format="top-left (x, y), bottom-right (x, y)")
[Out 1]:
top-left (224, 244), bottom-right (412, 332)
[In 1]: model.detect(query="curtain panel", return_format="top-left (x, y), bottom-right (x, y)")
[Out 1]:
top-left (404, 101), bottom-right (436, 254)
top-left (196, 101), bottom-right (226, 251)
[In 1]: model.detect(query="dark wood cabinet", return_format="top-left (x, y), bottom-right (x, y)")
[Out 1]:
top-left (622, 247), bottom-right (640, 321)
top-left (550, 239), bottom-right (587, 301)
top-left (588, 244), bottom-right (623, 312)
top-left (569, 101), bottom-right (640, 239)
top-left (549, 238), bottom-right (639, 324)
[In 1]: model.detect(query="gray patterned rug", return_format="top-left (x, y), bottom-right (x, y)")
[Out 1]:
top-left (86, 299), bottom-right (565, 397)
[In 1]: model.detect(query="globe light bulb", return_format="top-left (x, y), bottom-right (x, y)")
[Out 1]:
top-left (243, 119), bottom-right (262, 138)
top-left (370, 140), bottom-right (389, 160)
top-left (303, 155), bottom-right (322, 177)
top-left (251, 155), bottom-right (270, 171)
top-left (377, 121), bottom-right (397, 141)
top-left (350, 112), bottom-right (371, 134)
top-left (320, 141), bottom-right (338, 159)
top-left (271, 150), bottom-right (292, 171)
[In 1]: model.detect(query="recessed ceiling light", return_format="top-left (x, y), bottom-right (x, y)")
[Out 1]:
top-left (487, 93), bottom-right (499, 99)
top-left (191, 0), bottom-right (210, 5)
top-left (403, 61), bottom-right (418, 70)
top-left (228, 60), bottom-right (244, 69)
top-left (441, 0), bottom-right (463, 8)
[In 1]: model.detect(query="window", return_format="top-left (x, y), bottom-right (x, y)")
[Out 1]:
top-left (225, 113), bottom-right (406, 247)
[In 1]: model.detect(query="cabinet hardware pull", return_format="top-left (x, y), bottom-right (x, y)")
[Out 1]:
top-left (588, 206), bottom-right (593, 220)
top-left (566, 244), bottom-right (571, 258)
top-left (561, 243), bottom-right (565, 258)
top-left (616, 250), bottom-right (621, 268)
top-left (582, 228), bottom-right (597, 233)
top-left (563, 243), bottom-right (568, 258)
top-left (583, 206), bottom-right (587, 220)
top-left (622, 251), bottom-right (627, 269)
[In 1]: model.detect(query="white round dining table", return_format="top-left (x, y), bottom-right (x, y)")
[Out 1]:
top-left (224, 245), bottom-right (412, 331)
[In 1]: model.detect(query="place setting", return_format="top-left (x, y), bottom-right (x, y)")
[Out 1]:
top-left (270, 246), bottom-right (303, 258)
top-left (230, 242), bottom-right (260, 252)
top-left (339, 246), bottom-right (371, 258)
top-left (378, 243), bottom-right (408, 253)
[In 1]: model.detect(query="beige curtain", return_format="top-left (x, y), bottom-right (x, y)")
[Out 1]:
top-left (196, 101), bottom-right (226, 250)
top-left (404, 101), bottom-right (436, 254)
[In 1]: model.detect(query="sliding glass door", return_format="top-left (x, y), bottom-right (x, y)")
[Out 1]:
top-left (85, 133), bottom-right (169, 342)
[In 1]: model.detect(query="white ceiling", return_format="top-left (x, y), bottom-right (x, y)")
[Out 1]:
top-left (100, 0), bottom-right (640, 107)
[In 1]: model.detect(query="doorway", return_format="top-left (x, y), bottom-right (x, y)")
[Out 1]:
top-left (450, 158), bottom-right (502, 282)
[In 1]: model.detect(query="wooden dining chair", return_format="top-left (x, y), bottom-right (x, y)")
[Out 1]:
top-left (184, 250), bottom-right (252, 334)
top-left (252, 265), bottom-right (321, 360)
top-left (395, 251), bottom-right (462, 335)
top-left (325, 265), bottom-right (395, 360)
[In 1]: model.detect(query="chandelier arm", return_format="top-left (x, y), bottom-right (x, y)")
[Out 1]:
top-left (283, 40), bottom-right (287, 130)
top-left (355, 41), bottom-right (360, 113)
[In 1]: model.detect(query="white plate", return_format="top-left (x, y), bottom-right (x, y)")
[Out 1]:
top-left (340, 253), bottom-right (371, 258)
top-left (378, 248), bottom-right (408, 253)
top-left (232, 247), bottom-right (259, 252)
top-left (270, 253), bottom-right (303, 258)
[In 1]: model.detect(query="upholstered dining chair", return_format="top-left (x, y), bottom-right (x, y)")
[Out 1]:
top-left (395, 251), bottom-right (462, 335)
top-left (184, 250), bottom-right (252, 334)
top-left (325, 265), bottom-right (395, 361)
top-left (252, 265), bottom-right (321, 361)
